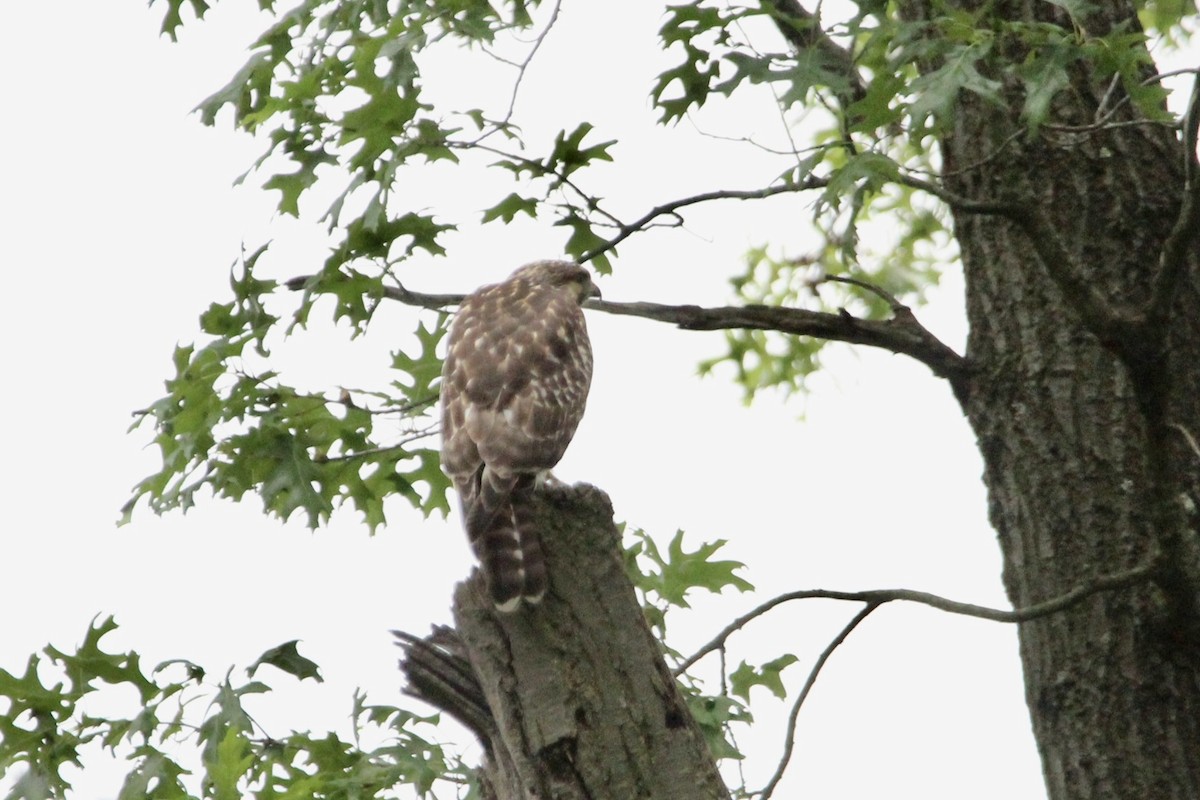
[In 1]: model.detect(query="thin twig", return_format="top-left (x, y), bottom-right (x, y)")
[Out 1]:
top-left (673, 560), bottom-right (1156, 676)
top-left (820, 274), bottom-right (903, 309)
top-left (896, 173), bottom-right (1020, 215)
top-left (920, 129), bottom-right (1024, 182)
top-left (452, 140), bottom-right (628, 232)
top-left (313, 432), bottom-right (436, 464)
top-left (727, 8), bottom-right (812, 171)
top-left (1087, 66), bottom-right (1200, 131)
top-left (473, 0), bottom-right (563, 144)
top-left (757, 604), bottom-right (877, 800)
top-left (1041, 118), bottom-right (1180, 135)
top-left (579, 179), bottom-right (831, 262)
top-left (1094, 73), bottom-right (1124, 126)
top-left (1171, 422), bottom-right (1200, 461)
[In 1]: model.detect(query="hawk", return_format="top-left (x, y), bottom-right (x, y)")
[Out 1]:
top-left (440, 260), bottom-right (599, 611)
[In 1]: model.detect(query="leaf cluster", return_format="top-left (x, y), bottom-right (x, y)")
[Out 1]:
top-left (0, 618), bottom-right (472, 800)
top-left (705, 182), bottom-right (949, 400)
top-left (650, 0), bottom-right (1185, 397)
top-left (620, 526), bottom-right (813, 794)
top-left (131, 0), bottom-right (633, 529)
top-left (131, 0), bottom-right (1197, 523)
top-left (623, 525), bottom-right (752, 761)
top-left (123, 248), bottom-right (451, 531)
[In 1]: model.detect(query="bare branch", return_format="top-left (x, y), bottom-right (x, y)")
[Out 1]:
top-left (757, 604), bottom-right (877, 800)
top-left (674, 560), bottom-right (1156, 676)
top-left (896, 172), bottom-right (1021, 215)
top-left (1041, 118), bottom-right (1180, 135)
top-left (286, 272), bottom-right (970, 389)
top-left (477, 0), bottom-right (563, 139)
top-left (819, 274), bottom-right (904, 308)
top-left (377, 280), bottom-right (464, 311)
top-left (579, 179), bottom-right (831, 262)
top-left (594, 296), bottom-right (969, 389)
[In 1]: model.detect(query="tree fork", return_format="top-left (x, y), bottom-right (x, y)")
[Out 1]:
top-left (399, 484), bottom-right (730, 800)
top-left (919, 0), bottom-right (1200, 795)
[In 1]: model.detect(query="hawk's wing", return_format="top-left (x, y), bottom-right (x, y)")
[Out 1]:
top-left (439, 261), bottom-right (595, 610)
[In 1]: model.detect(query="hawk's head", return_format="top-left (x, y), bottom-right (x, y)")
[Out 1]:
top-left (509, 260), bottom-right (600, 303)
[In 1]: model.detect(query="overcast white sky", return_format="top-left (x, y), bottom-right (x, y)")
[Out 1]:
top-left (0, 1), bottom-right (1074, 797)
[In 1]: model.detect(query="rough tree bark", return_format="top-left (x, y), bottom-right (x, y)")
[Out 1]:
top-left (916, 0), bottom-right (1200, 796)
top-left (399, 484), bottom-right (730, 800)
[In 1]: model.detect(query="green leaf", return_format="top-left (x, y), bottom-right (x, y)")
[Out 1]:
top-left (252, 429), bottom-right (333, 525)
top-left (152, 0), bottom-right (212, 42)
top-left (653, 4), bottom-right (746, 122)
top-left (1139, 0), bottom-right (1191, 33)
top-left (729, 654), bottom-right (800, 701)
top-left (1083, 30), bottom-right (1172, 120)
top-left (0, 654), bottom-right (66, 719)
top-left (397, 448), bottom-right (454, 518)
top-left (195, 51), bottom-right (274, 127)
top-left (198, 678), bottom-right (260, 769)
top-left (557, 214), bottom-right (613, 274)
top-left (716, 50), bottom-right (853, 108)
top-left (117, 748), bottom-right (191, 800)
top-left (659, 3), bottom-right (731, 45)
top-left (45, 616), bottom-right (158, 705)
top-left (338, 211), bottom-right (453, 264)
top-left (340, 90), bottom-right (421, 170)
top-left (481, 192), bottom-right (539, 223)
top-left (264, 169), bottom-right (320, 217)
top-left (208, 727), bottom-right (253, 800)
top-left (822, 152), bottom-right (902, 208)
top-left (651, 44), bottom-right (721, 123)
top-left (630, 529), bottom-right (753, 608)
top-left (1019, 47), bottom-right (1072, 132)
top-left (663, 531), bottom-right (755, 603)
top-left (247, 641), bottom-right (324, 683)
top-left (0, 621), bottom-right (476, 799)
top-left (907, 40), bottom-right (1003, 130)
top-left (684, 693), bottom-right (750, 760)
top-left (846, 70), bottom-right (906, 133)
top-left (391, 315), bottom-right (447, 406)
top-left (544, 123), bottom-right (616, 179)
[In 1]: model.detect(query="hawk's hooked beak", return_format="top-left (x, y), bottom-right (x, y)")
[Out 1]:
top-left (577, 278), bottom-right (602, 304)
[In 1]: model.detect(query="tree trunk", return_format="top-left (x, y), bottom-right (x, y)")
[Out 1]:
top-left (926, 0), bottom-right (1200, 796)
top-left (399, 484), bottom-right (730, 800)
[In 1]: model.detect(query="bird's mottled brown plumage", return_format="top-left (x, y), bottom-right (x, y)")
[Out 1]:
top-left (440, 260), bottom-right (597, 610)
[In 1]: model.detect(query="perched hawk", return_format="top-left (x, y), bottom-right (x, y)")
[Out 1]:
top-left (440, 260), bottom-right (598, 611)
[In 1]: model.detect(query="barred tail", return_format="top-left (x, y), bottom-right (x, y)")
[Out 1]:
top-left (464, 466), bottom-right (517, 543)
top-left (468, 482), bottom-right (547, 612)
